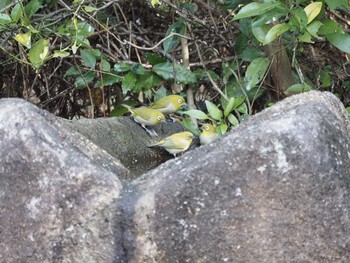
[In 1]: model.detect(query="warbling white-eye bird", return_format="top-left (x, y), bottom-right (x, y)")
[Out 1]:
top-left (148, 131), bottom-right (194, 157)
top-left (200, 123), bottom-right (220, 145)
top-left (150, 95), bottom-right (187, 114)
top-left (122, 104), bottom-right (165, 136)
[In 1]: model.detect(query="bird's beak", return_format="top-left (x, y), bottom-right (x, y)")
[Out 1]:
top-left (180, 104), bottom-right (189, 110)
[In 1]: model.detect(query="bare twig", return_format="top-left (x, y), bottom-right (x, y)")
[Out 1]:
top-left (188, 24), bottom-right (228, 101)
top-left (180, 26), bottom-right (198, 127)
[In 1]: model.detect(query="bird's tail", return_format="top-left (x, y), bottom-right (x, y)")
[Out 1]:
top-left (148, 140), bottom-right (165, 148)
top-left (121, 104), bottom-right (132, 111)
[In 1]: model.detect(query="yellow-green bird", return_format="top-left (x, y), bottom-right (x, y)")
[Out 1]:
top-left (150, 95), bottom-right (187, 114)
top-left (200, 123), bottom-right (220, 145)
top-left (148, 131), bottom-right (194, 157)
top-left (122, 104), bottom-right (165, 136)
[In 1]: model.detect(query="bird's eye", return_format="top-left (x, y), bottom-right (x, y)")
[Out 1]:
top-left (157, 116), bottom-right (162, 120)
top-left (205, 126), bottom-right (210, 131)
top-left (178, 99), bottom-right (183, 104)
top-left (186, 135), bottom-right (191, 140)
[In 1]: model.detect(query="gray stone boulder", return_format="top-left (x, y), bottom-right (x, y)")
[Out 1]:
top-left (1, 91), bottom-right (350, 262)
top-left (0, 99), bottom-right (126, 262)
top-left (60, 116), bottom-right (187, 179)
top-left (122, 91), bottom-right (350, 262)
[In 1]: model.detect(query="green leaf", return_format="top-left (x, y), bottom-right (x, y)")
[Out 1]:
top-left (245, 57), bottom-right (270, 91)
top-left (306, 21), bottom-right (323, 38)
top-left (326, 32), bottom-right (350, 54)
top-left (232, 97), bottom-right (245, 108)
top-left (80, 49), bottom-right (96, 68)
top-left (219, 123), bottom-right (228, 135)
top-left (151, 0), bottom-right (160, 7)
top-left (71, 41), bottom-right (80, 54)
top-left (28, 38), bottom-right (49, 69)
top-left (240, 46), bottom-right (266, 61)
top-left (237, 102), bottom-right (248, 114)
top-left (181, 118), bottom-right (200, 136)
top-left (298, 31), bottom-right (313, 43)
top-left (153, 62), bottom-right (196, 84)
top-left (72, 35), bottom-right (90, 48)
top-left (325, 0), bottom-right (348, 10)
top-left (84, 5), bottom-right (97, 12)
top-left (136, 71), bottom-right (162, 91)
top-left (76, 21), bottom-right (94, 37)
top-left (131, 63), bottom-right (145, 75)
top-left (65, 66), bottom-right (80, 77)
top-left (154, 86), bottom-right (167, 101)
top-left (90, 49), bottom-right (101, 58)
top-left (110, 104), bottom-right (130, 117)
top-left (263, 23), bottom-right (290, 45)
top-left (194, 69), bottom-right (220, 81)
top-left (319, 71), bottom-right (332, 88)
top-left (224, 97), bottom-right (235, 117)
top-left (182, 109), bottom-right (209, 120)
top-left (101, 59), bottom-right (111, 71)
top-left (147, 53), bottom-right (166, 65)
top-left (13, 32), bottom-right (32, 48)
top-left (285, 83), bottom-right (312, 95)
top-left (304, 2), bottom-right (322, 25)
top-left (0, 0), bottom-right (11, 9)
top-left (52, 50), bottom-right (70, 58)
top-left (221, 0), bottom-right (250, 10)
top-left (59, 19), bottom-right (94, 37)
top-left (228, 113), bottom-right (239, 126)
top-left (114, 62), bottom-right (131, 73)
top-left (289, 7), bottom-right (308, 30)
top-left (0, 13), bottom-right (12, 26)
top-left (239, 18), bottom-right (253, 38)
top-left (94, 73), bottom-right (122, 87)
top-left (25, 0), bottom-right (41, 18)
top-left (252, 8), bottom-right (287, 27)
top-left (11, 3), bottom-right (23, 22)
top-left (173, 64), bottom-right (197, 84)
top-left (180, 3), bottom-right (196, 14)
top-left (163, 19), bottom-right (186, 53)
top-left (235, 34), bottom-right (249, 54)
top-left (252, 25), bottom-right (269, 43)
top-left (122, 72), bottom-right (137, 94)
top-left (74, 71), bottom-right (95, 89)
top-left (205, 100), bottom-right (223, 121)
top-left (318, 19), bottom-right (343, 35)
top-left (232, 2), bottom-right (281, 20)
top-left (222, 62), bottom-right (238, 84)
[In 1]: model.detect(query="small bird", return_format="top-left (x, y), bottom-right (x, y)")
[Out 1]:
top-left (122, 104), bottom-right (165, 136)
top-left (200, 123), bottom-right (220, 145)
top-left (148, 131), bottom-right (194, 157)
top-left (150, 95), bottom-right (187, 114)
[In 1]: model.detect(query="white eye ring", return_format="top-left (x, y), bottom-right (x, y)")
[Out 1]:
top-left (205, 126), bottom-right (210, 131)
top-left (157, 116), bottom-right (162, 121)
top-left (186, 135), bottom-right (191, 140)
top-left (178, 99), bottom-right (183, 104)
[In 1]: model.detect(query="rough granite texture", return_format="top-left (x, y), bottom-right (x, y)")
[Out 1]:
top-left (0, 99), bottom-right (125, 262)
top-left (60, 116), bottom-right (187, 179)
top-left (121, 91), bottom-right (350, 262)
top-left (1, 91), bottom-right (350, 262)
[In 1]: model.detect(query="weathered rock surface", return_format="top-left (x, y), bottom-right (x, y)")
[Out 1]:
top-left (60, 116), bottom-right (186, 179)
top-left (122, 91), bottom-right (350, 262)
top-left (0, 99), bottom-right (126, 262)
top-left (2, 91), bottom-right (350, 262)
